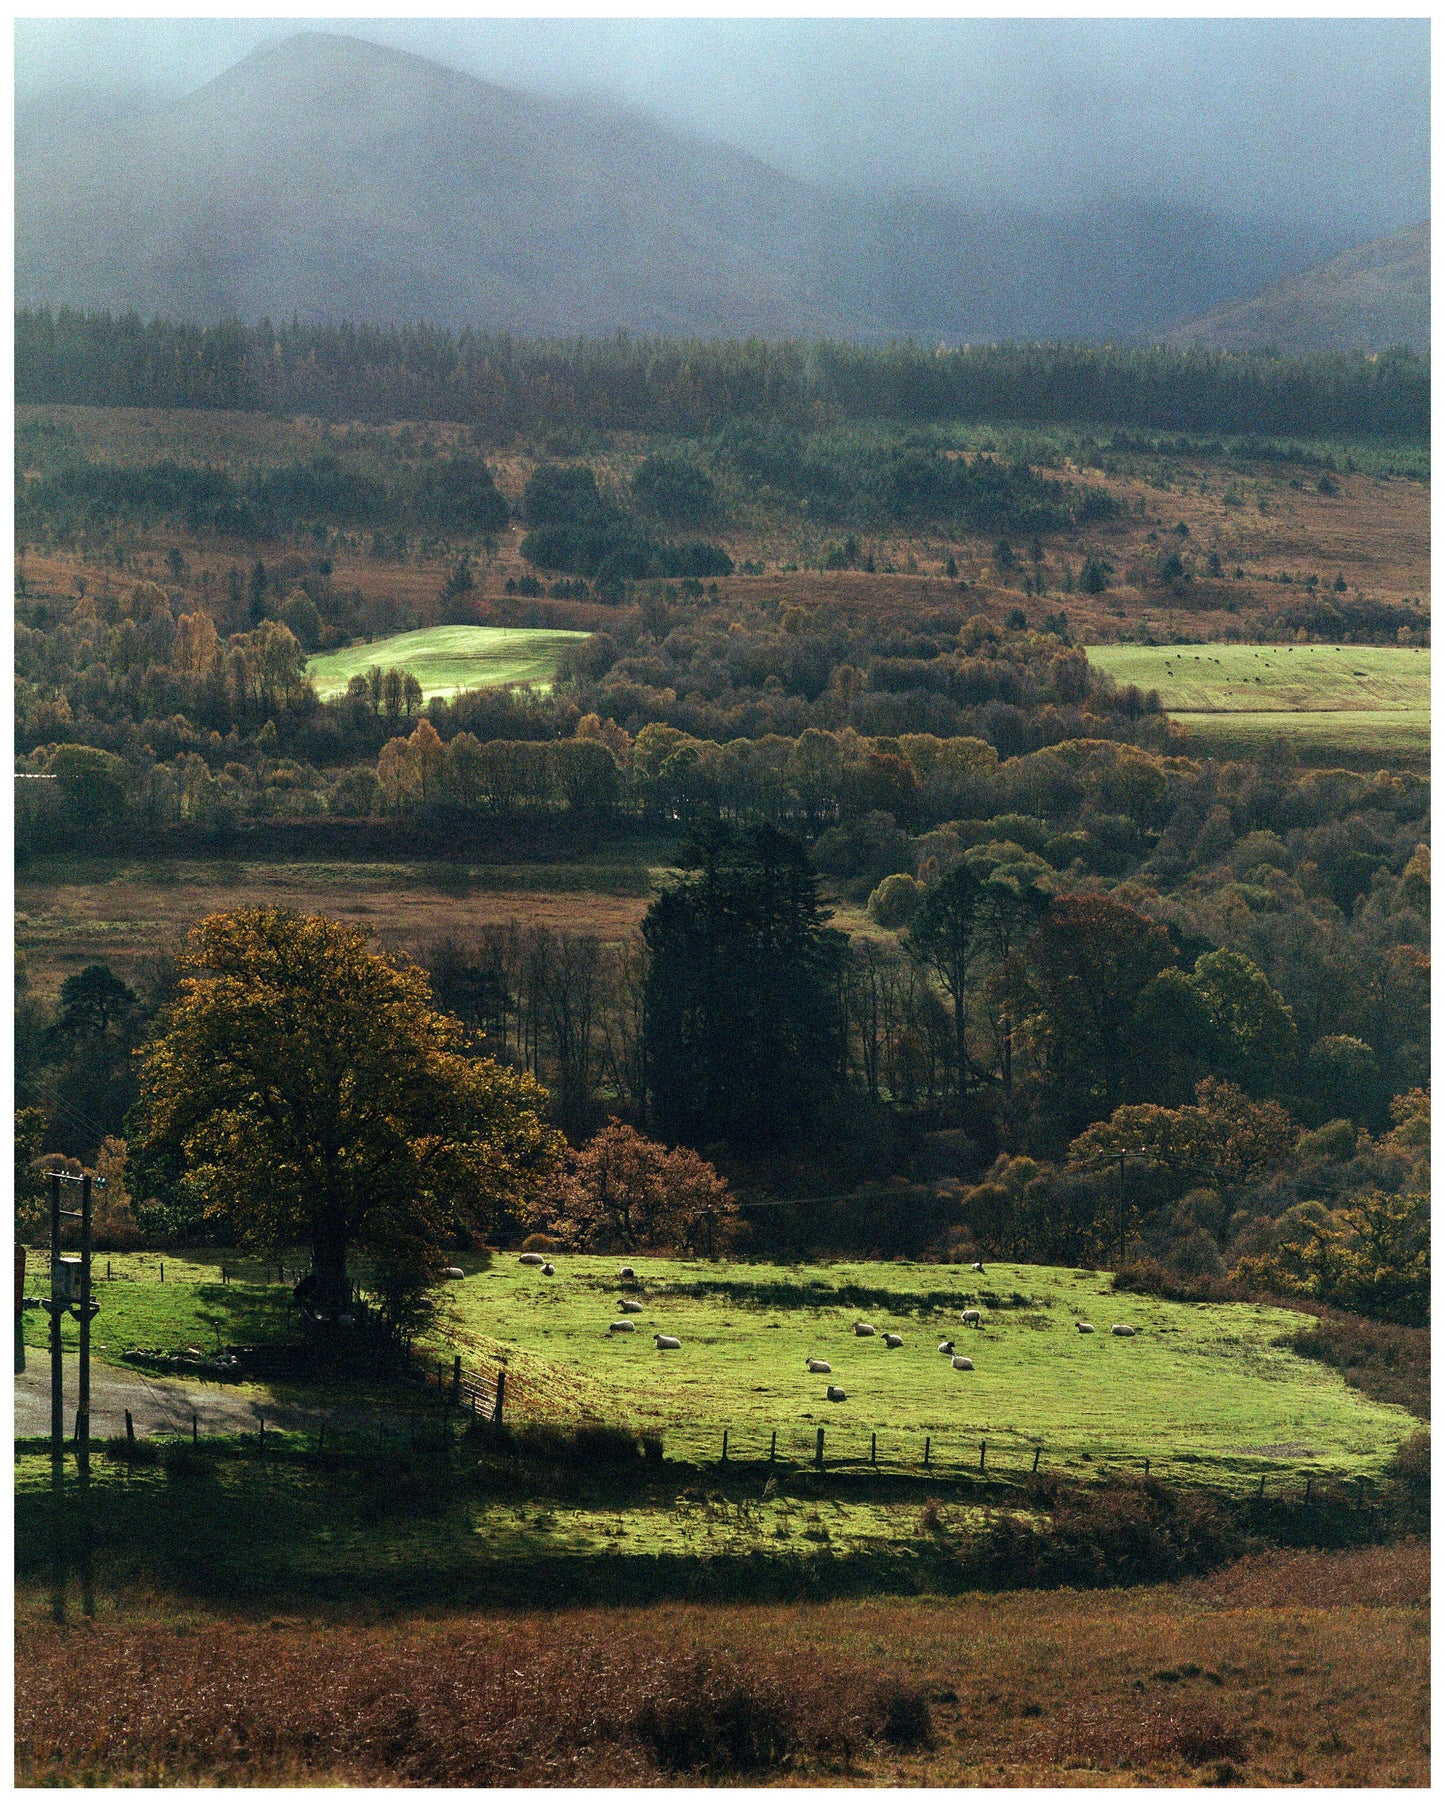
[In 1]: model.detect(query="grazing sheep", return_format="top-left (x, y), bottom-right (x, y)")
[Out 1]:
top-left (609, 1320), bottom-right (637, 1334)
top-left (882, 1332), bottom-right (904, 1348)
top-left (1076, 1321), bottom-right (1096, 1334)
top-left (442, 1266), bottom-right (465, 1280)
top-left (853, 1321), bottom-right (876, 1336)
top-left (619, 1298), bottom-right (644, 1313)
top-left (938, 1339), bottom-right (955, 1355)
top-left (960, 1308), bottom-right (981, 1326)
top-left (1111, 1324), bottom-right (1136, 1337)
top-left (826, 1385), bottom-right (847, 1402)
top-left (518, 1253), bottom-right (546, 1267)
top-left (970, 1261), bottom-right (986, 1273)
top-left (806, 1358), bottom-right (832, 1373)
top-left (654, 1334), bottom-right (682, 1350)
top-left (951, 1355), bottom-right (975, 1371)
top-left (619, 1266), bottom-right (637, 1281)
top-left (541, 1263), bottom-right (555, 1276)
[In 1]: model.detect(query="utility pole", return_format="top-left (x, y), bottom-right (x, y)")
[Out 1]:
top-left (1118, 1150), bottom-right (1127, 1269)
top-left (77, 1175), bottom-right (96, 1481)
top-left (48, 1172), bottom-right (64, 1476)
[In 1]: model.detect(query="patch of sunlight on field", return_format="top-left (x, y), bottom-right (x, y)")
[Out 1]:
top-left (430, 1255), bottom-right (1422, 1493)
top-left (1087, 643), bottom-right (1429, 714)
top-left (308, 625), bottom-right (590, 701)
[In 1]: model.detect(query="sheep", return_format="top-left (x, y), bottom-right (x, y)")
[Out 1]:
top-left (1111, 1323), bottom-right (1137, 1337)
top-left (853, 1320), bottom-right (876, 1336)
top-left (653, 1334), bottom-right (682, 1350)
top-left (960, 1308), bottom-right (981, 1326)
top-left (541, 1263), bottom-right (555, 1276)
top-left (442, 1266), bottom-right (465, 1280)
top-left (882, 1332), bottom-right (904, 1348)
top-left (608, 1319), bottom-right (637, 1334)
top-left (1076, 1321), bottom-right (1096, 1334)
top-left (937, 1339), bottom-right (955, 1355)
top-left (826, 1385), bottom-right (847, 1402)
top-left (806, 1358), bottom-right (832, 1373)
top-left (619, 1298), bottom-right (644, 1313)
top-left (518, 1252), bottom-right (547, 1267)
top-left (951, 1355), bottom-right (975, 1371)
top-left (618, 1266), bottom-right (637, 1281)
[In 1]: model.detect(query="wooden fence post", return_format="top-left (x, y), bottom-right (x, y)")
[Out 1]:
top-left (492, 1369), bottom-right (506, 1425)
top-left (815, 1426), bottom-right (825, 1470)
top-left (1356, 1477), bottom-right (1366, 1509)
top-left (923, 1436), bottom-right (930, 1468)
top-left (192, 1413), bottom-right (198, 1446)
top-left (453, 1354), bottom-right (462, 1405)
top-left (258, 1416), bottom-right (265, 1454)
top-left (1304, 1476), bottom-right (1312, 1504)
top-left (721, 1428), bottom-right (729, 1463)
top-left (1032, 1447), bottom-right (1041, 1473)
top-left (125, 1409), bottom-right (134, 1452)
top-left (870, 1432), bottom-right (877, 1466)
top-left (979, 1440), bottom-right (987, 1471)
top-left (1143, 1458), bottom-right (1150, 1477)
top-left (106, 1260), bottom-right (111, 1282)
top-left (769, 1430), bottom-right (777, 1463)
top-left (159, 1262), bottom-right (164, 1283)
top-left (1257, 1474), bottom-right (1266, 1499)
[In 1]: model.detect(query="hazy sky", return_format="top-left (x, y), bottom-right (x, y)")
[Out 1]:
top-left (14, 16), bottom-right (1430, 235)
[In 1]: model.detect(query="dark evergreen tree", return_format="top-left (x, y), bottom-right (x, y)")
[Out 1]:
top-left (642, 825), bottom-right (845, 1148)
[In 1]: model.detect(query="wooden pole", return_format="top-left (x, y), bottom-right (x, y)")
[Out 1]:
top-left (1257, 1474), bottom-right (1265, 1499)
top-left (1032, 1447), bottom-right (1041, 1473)
top-left (721, 1428), bottom-right (729, 1463)
top-left (76, 1175), bottom-right (95, 1481)
top-left (815, 1426), bottom-right (825, 1470)
top-left (980, 1439), bottom-right (987, 1471)
top-left (160, 1262), bottom-right (164, 1283)
top-left (453, 1354), bottom-right (462, 1405)
top-left (769, 1429), bottom-right (776, 1463)
top-left (492, 1368), bottom-right (506, 1424)
top-left (923, 1436), bottom-right (931, 1468)
top-left (192, 1413), bottom-right (198, 1446)
top-left (870, 1432), bottom-right (877, 1466)
top-left (49, 1173), bottom-right (63, 1477)
top-left (124, 1409), bottom-right (134, 1453)
top-left (1304, 1476), bottom-right (1312, 1504)
top-left (1143, 1457), bottom-right (1150, 1477)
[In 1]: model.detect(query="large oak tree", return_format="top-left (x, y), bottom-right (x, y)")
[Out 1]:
top-left (136, 910), bottom-right (562, 1312)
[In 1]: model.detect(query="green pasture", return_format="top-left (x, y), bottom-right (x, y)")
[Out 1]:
top-left (307, 625), bottom-right (589, 701)
top-left (429, 1256), bottom-right (1419, 1493)
top-left (1088, 643), bottom-right (1429, 767)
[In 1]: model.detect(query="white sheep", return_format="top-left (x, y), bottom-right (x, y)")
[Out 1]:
top-left (541, 1263), bottom-right (555, 1276)
top-left (619, 1298), bottom-right (644, 1313)
top-left (806, 1358), bottom-right (832, 1373)
top-left (618, 1266), bottom-right (637, 1281)
top-left (654, 1334), bottom-right (681, 1350)
top-left (970, 1261), bottom-right (986, 1273)
top-left (960, 1308), bottom-right (981, 1326)
top-left (518, 1252), bottom-right (546, 1267)
top-left (609, 1319), bottom-right (637, 1334)
top-left (1111, 1324), bottom-right (1136, 1337)
top-left (882, 1332), bottom-right (903, 1348)
top-left (1076, 1321), bottom-right (1096, 1334)
top-left (442, 1266), bottom-right (465, 1280)
top-left (951, 1354), bottom-right (975, 1371)
top-left (853, 1321), bottom-right (876, 1336)
top-left (826, 1385), bottom-right (847, 1402)
top-left (937, 1339), bottom-right (955, 1355)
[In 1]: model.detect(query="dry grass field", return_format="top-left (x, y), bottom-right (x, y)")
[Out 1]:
top-left (15, 1540), bottom-right (1428, 1786)
top-left (15, 854), bottom-right (659, 1000)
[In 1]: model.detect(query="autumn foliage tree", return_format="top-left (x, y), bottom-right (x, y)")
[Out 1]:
top-left (530, 1118), bottom-right (738, 1256)
top-left (135, 911), bottom-right (562, 1315)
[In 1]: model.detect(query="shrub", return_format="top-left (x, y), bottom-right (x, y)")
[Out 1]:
top-left (519, 1232), bottom-right (560, 1252)
top-left (633, 1653), bottom-right (793, 1774)
top-left (868, 872), bottom-right (924, 928)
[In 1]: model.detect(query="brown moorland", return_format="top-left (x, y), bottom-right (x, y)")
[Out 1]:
top-left (15, 1540), bottom-right (1428, 1787)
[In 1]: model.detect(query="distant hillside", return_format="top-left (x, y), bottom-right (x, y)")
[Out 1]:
top-left (1165, 224), bottom-right (1429, 354)
top-left (17, 30), bottom-right (1356, 344)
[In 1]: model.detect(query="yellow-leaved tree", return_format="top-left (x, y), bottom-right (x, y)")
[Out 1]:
top-left (135, 910), bottom-right (563, 1319)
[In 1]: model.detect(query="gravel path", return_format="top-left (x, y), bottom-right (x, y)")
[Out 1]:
top-left (15, 1353), bottom-right (400, 1440)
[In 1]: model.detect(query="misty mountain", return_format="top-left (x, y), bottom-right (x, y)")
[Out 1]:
top-left (15, 31), bottom-right (1368, 344)
top-left (1164, 224), bottom-right (1429, 354)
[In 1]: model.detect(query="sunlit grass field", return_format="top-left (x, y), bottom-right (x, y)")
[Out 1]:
top-left (1088, 642), bottom-right (1429, 766)
top-left (307, 624), bottom-right (589, 700)
top-left (430, 1255), bottom-right (1419, 1491)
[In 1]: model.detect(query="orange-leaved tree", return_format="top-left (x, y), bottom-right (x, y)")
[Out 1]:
top-left (531, 1118), bottom-right (738, 1256)
top-left (135, 910), bottom-right (563, 1315)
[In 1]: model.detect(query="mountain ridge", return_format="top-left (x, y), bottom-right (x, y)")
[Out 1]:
top-left (16, 30), bottom-right (1388, 345)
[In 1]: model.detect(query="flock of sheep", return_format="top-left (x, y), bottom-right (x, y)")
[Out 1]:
top-left (514, 1252), bottom-right (1138, 1402)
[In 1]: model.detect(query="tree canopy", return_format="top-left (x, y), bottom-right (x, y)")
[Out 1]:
top-left (135, 910), bottom-right (562, 1311)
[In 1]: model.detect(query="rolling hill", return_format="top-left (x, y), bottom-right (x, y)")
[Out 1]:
top-left (16, 30), bottom-right (1359, 343)
top-left (1165, 223), bottom-right (1429, 354)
